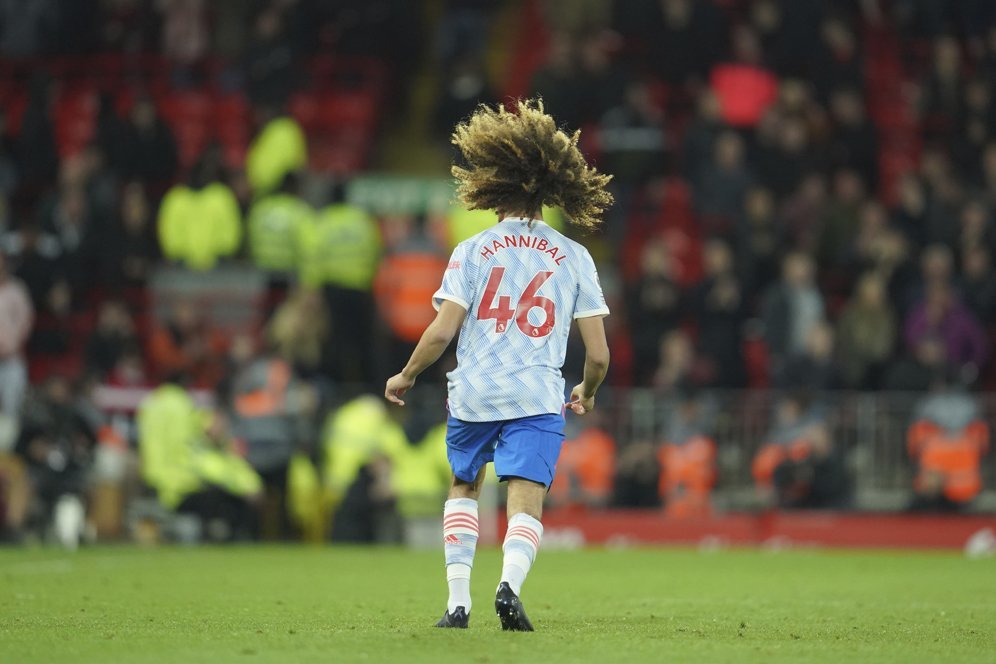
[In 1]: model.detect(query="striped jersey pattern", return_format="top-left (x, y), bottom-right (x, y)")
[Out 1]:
top-left (433, 218), bottom-right (609, 422)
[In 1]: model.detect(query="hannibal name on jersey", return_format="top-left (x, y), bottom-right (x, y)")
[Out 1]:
top-left (432, 217), bottom-right (609, 422)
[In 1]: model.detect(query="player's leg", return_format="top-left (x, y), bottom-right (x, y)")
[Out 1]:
top-left (492, 414), bottom-right (565, 631)
top-left (502, 478), bottom-right (546, 589)
top-left (437, 417), bottom-right (500, 627)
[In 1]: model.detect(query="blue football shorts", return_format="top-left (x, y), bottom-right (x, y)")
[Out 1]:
top-left (445, 413), bottom-right (566, 488)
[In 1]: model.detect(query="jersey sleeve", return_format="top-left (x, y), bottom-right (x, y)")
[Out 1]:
top-left (574, 249), bottom-right (610, 319)
top-left (432, 243), bottom-right (475, 312)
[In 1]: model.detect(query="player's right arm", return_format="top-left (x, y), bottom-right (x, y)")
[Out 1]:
top-left (385, 300), bottom-right (466, 406)
top-left (568, 315), bottom-right (609, 415)
top-left (385, 241), bottom-right (475, 406)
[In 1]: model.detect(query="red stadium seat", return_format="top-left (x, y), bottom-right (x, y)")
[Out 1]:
top-left (159, 90), bottom-right (213, 167)
top-left (54, 87), bottom-right (98, 157)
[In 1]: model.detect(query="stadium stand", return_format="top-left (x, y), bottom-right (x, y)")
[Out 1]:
top-left (0, 0), bottom-right (995, 546)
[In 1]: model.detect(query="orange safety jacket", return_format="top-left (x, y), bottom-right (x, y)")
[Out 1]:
top-left (907, 419), bottom-right (990, 503)
top-left (658, 435), bottom-right (717, 517)
top-left (374, 252), bottom-right (449, 344)
top-left (751, 438), bottom-right (813, 489)
top-left (549, 428), bottom-right (616, 506)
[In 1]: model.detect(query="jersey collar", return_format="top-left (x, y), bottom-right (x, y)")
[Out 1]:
top-left (499, 216), bottom-right (547, 226)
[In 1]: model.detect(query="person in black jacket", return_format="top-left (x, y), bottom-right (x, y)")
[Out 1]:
top-left (14, 375), bottom-right (96, 539)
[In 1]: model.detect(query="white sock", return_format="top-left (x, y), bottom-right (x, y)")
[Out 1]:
top-left (501, 513), bottom-right (543, 597)
top-left (443, 498), bottom-right (479, 613)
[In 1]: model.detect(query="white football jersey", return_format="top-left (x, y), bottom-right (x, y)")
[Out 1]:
top-left (433, 217), bottom-right (609, 422)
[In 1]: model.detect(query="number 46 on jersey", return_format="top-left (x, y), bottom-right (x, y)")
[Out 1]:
top-left (477, 267), bottom-right (555, 338)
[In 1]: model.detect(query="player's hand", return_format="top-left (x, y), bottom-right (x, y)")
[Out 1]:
top-left (567, 384), bottom-right (595, 415)
top-left (385, 372), bottom-right (415, 406)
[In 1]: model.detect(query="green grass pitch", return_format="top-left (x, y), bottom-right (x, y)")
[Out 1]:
top-left (2, 546), bottom-right (994, 663)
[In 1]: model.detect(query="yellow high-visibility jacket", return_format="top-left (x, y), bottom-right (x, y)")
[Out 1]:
top-left (158, 183), bottom-right (242, 271)
top-left (246, 116), bottom-right (308, 196)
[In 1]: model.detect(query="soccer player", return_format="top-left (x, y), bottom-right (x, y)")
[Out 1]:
top-left (384, 100), bottom-right (613, 631)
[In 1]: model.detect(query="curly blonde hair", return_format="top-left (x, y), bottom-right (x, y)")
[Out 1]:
top-left (451, 99), bottom-right (613, 231)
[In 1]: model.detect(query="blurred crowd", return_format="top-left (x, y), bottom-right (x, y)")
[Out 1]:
top-left (1, 0), bottom-right (996, 545)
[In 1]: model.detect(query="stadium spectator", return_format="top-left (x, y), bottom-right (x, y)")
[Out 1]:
top-left (819, 169), bottom-right (868, 279)
top-left (40, 183), bottom-right (97, 293)
top-left (528, 32), bottom-right (585, 131)
top-left (597, 80), bottom-right (667, 188)
top-left (919, 35), bottom-right (964, 139)
top-left (437, 0), bottom-right (498, 64)
top-left (682, 90), bottom-right (726, 183)
top-left (836, 273), bottom-right (897, 389)
top-left (907, 388), bottom-right (990, 512)
top-left (957, 198), bottom-right (995, 265)
top-left (737, 186), bottom-right (783, 295)
top-left (709, 25), bottom-right (777, 129)
top-left (96, 181), bottom-right (160, 289)
top-left (951, 78), bottom-right (995, 182)
top-left (244, 8), bottom-right (298, 107)
top-left (761, 252), bottom-right (825, 371)
top-left (813, 16), bottom-right (863, 102)
top-left (84, 300), bottom-right (138, 379)
top-left (629, 238), bottom-right (683, 386)
top-left (110, 95), bottom-right (180, 185)
top-left (2, 223), bottom-right (55, 308)
top-left (827, 88), bottom-right (879, 191)
top-left (0, 250), bottom-right (32, 417)
top-left (648, 0), bottom-right (727, 89)
top-left (433, 56), bottom-right (496, 143)
top-left (904, 283), bottom-right (988, 381)
top-left (691, 239), bottom-right (747, 388)
top-left (266, 287), bottom-right (332, 380)
top-left (157, 156), bottom-right (242, 271)
top-left (757, 114), bottom-right (821, 201)
top-left (611, 441), bottom-right (660, 509)
top-left (14, 375), bottom-right (96, 546)
top-left (657, 392), bottom-right (717, 518)
top-left (752, 394), bottom-right (849, 509)
top-left (892, 173), bottom-right (929, 250)
top-left (692, 129), bottom-right (752, 234)
top-left (16, 75), bottom-right (59, 192)
top-left (775, 321), bottom-right (841, 391)
top-left (884, 337), bottom-right (950, 392)
top-left (779, 173), bottom-right (828, 253)
top-left (158, 0), bottom-right (209, 84)
top-left (0, 111), bottom-right (18, 198)
top-left (653, 329), bottom-right (696, 392)
top-left (147, 300), bottom-right (226, 387)
top-left (961, 245), bottom-right (996, 323)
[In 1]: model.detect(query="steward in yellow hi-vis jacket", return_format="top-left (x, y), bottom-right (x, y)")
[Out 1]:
top-left (296, 195), bottom-right (382, 384)
top-left (297, 202), bottom-right (382, 290)
top-left (392, 422), bottom-right (451, 519)
top-left (246, 173), bottom-right (315, 274)
top-left (158, 179), bottom-right (241, 271)
top-left (137, 385), bottom-right (261, 540)
top-left (320, 395), bottom-right (407, 503)
top-left (246, 114), bottom-right (308, 196)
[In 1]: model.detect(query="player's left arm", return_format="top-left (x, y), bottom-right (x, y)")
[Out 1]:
top-left (384, 300), bottom-right (466, 406)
